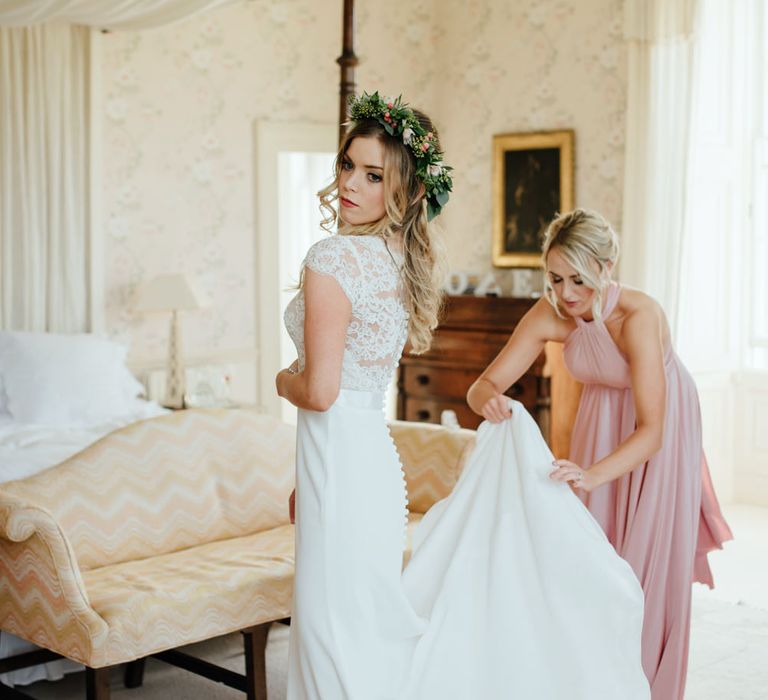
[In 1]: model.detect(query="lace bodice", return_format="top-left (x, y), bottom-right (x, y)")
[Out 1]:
top-left (283, 234), bottom-right (409, 393)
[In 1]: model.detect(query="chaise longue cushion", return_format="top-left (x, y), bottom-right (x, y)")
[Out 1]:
top-left (0, 411), bottom-right (475, 670)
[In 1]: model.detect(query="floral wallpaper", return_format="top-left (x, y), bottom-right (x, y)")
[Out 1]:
top-left (101, 0), bottom-right (626, 372)
top-left (102, 0), bottom-right (339, 361)
top-left (434, 0), bottom-right (626, 284)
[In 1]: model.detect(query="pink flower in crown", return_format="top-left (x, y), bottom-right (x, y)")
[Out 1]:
top-left (421, 142), bottom-right (430, 152)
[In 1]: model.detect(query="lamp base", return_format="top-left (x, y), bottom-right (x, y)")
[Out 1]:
top-left (163, 310), bottom-right (186, 409)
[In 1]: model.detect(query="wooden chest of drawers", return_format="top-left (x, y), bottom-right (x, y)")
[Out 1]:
top-left (397, 295), bottom-right (548, 430)
top-left (397, 295), bottom-right (581, 456)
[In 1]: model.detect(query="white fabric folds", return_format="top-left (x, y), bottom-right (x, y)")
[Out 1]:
top-left (289, 395), bottom-right (649, 699)
top-left (401, 401), bottom-right (649, 699)
top-left (0, 1), bottom-right (237, 30)
top-left (620, 0), bottom-right (700, 339)
top-left (0, 23), bottom-right (91, 332)
top-left (624, 0), bottom-right (698, 41)
top-left (0, 0), bottom-right (237, 333)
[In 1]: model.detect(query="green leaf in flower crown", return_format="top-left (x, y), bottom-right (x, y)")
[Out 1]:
top-left (348, 91), bottom-right (453, 220)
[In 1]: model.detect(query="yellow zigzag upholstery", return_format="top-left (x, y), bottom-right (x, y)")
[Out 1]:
top-left (2, 410), bottom-right (296, 571)
top-left (0, 409), bottom-right (296, 666)
top-left (0, 410), bottom-right (475, 669)
top-left (388, 420), bottom-right (476, 514)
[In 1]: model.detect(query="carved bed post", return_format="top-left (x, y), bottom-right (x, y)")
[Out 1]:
top-left (337, 0), bottom-right (358, 146)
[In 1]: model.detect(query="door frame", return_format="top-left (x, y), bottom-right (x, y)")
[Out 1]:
top-left (253, 120), bottom-right (337, 416)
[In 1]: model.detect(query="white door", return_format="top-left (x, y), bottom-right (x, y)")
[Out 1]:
top-left (254, 121), bottom-right (337, 422)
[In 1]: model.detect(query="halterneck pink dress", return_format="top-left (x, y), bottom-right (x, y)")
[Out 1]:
top-left (564, 282), bottom-right (733, 700)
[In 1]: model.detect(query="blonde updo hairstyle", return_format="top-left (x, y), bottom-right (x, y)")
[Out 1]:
top-left (541, 208), bottom-right (619, 322)
top-left (317, 111), bottom-right (447, 354)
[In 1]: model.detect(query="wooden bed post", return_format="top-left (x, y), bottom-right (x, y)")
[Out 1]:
top-left (337, 0), bottom-right (358, 146)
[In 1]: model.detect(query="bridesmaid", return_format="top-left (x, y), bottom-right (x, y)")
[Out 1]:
top-left (467, 208), bottom-right (733, 700)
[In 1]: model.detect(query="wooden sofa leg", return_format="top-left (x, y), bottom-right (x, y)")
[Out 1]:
top-left (86, 666), bottom-right (111, 700)
top-left (243, 622), bottom-right (271, 700)
top-left (124, 658), bottom-right (146, 688)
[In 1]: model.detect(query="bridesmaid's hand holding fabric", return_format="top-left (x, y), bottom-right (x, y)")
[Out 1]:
top-left (480, 394), bottom-right (513, 423)
top-left (549, 459), bottom-right (596, 492)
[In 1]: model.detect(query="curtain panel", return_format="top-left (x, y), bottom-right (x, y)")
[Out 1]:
top-left (620, 0), bottom-right (700, 339)
top-left (0, 0), bottom-right (238, 332)
top-left (0, 0), bottom-right (236, 30)
top-left (624, 0), bottom-right (698, 41)
top-left (0, 24), bottom-right (91, 332)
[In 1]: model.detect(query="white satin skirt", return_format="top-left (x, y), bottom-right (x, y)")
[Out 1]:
top-left (286, 391), bottom-right (650, 700)
top-left (287, 389), bottom-right (425, 700)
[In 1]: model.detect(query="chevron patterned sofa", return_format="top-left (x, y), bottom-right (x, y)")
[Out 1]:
top-left (0, 408), bottom-right (475, 699)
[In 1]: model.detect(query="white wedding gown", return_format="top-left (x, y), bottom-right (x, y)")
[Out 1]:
top-left (284, 234), bottom-right (649, 700)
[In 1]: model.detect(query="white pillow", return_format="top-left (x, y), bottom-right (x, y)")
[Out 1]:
top-left (0, 331), bottom-right (145, 427)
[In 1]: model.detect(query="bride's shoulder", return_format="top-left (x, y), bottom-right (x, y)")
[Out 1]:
top-left (304, 234), bottom-right (357, 265)
top-left (302, 235), bottom-right (363, 288)
top-left (305, 234), bottom-right (350, 256)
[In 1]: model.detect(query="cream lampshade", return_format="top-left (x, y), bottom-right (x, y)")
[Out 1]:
top-left (135, 274), bottom-right (202, 409)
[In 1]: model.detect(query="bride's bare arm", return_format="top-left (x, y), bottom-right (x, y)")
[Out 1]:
top-left (467, 299), bottom-right (560, 422)
top-left (276, 269), bottom-right (350, 412)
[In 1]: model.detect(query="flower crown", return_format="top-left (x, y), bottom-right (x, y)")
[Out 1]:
top-left (348, 91), bottom-right (453, 221)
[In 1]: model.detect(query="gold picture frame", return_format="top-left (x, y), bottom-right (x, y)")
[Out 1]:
top-left (492, 130), bottom-right (575, 268)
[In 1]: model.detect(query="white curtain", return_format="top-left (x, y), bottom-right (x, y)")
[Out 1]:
top-left (0, 0), bottom-right (236, 30)
top-left (0, 0), bottom-right (238, 332)
top-left (620, 0), bottom-right (700, 338)
top-left (676, 0), bottom-right (766, 372)
top-left (0, 24), bottom-right (91, 332)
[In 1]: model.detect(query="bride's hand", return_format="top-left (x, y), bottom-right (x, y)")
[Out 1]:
top-left (480, 394), bottom-right (512, 423)
top-left (276, 360), bottom-right (299, 397)
top-left (549, 459), bottom-right (596, 492)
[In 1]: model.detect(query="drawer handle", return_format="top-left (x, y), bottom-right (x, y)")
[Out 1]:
top-left (416, 374), bottom-right (431, 386)
top-left (416, 409), bottom-right (431, 421)
top-left (509, 382), bottom-right (524, 398)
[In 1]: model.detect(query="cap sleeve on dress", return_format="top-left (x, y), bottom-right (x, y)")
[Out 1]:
top-left (302, 235), bottom-right (361, 305)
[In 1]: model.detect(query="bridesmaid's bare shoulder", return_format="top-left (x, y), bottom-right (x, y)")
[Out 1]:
top-left (616, 285), bottom-right (665, 321)
top-left (614, 285), bottom-right (671, 348)
top-left (523, 297), bottom-right (576, 343)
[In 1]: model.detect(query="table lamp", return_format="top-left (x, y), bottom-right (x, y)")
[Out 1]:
top-left (135, 274), bottom-right (202, 409)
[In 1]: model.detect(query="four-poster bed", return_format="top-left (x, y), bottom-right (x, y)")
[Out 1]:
top-left (337, 0), bottom-right (358, 145)
top-left (0, 1), bottom-right (580, 697)
top-left (0, 3), bottom-right (364, 699)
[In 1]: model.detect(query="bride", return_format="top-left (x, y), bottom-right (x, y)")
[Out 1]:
top-left (277, 91), bottom-right (649, 700)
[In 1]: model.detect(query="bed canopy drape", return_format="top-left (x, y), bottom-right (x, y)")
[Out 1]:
top-left (0, 1), bottom-right (236, 31)
top-left (0, 0), bottom-right (237, 333)
top-left (0, 0), bottom-right (357, 333)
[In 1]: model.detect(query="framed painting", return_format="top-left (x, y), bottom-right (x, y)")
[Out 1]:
top-left (492, 130), bottom-right (574, 268)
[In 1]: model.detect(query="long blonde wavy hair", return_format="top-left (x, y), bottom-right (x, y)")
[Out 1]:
top-left (541, 208), bottom-right (619, 322)
top-left (317, 112), bottom-right (447, 354)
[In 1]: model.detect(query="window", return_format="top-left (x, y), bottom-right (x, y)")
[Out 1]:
top-left (677, 0), bottom-right (767, 372)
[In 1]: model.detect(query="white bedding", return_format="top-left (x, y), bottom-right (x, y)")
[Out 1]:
top-left (0, 399), bottom-right (168, 484)
top-left (0, 398), bottom-right (168, 687)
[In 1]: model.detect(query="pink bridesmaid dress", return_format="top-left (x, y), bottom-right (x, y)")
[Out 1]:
top-left (564, 282), bottom-right (733, 700)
